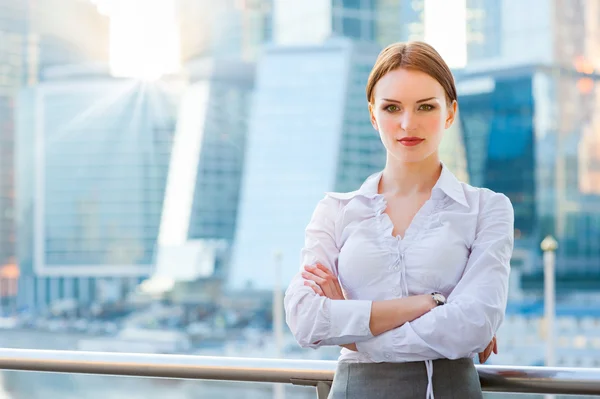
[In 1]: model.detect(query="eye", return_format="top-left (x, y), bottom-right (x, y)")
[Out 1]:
top-left (384, 104), bottom-right (400, 112)
top-left (419, 104), bottom-right (435, 111)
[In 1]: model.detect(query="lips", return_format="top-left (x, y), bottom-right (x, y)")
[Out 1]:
top-left (398, 137), bottom-right (425, 147)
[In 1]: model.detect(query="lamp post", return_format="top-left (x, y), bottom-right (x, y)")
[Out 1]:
top-left (541, 235), bottom-right (558, 399)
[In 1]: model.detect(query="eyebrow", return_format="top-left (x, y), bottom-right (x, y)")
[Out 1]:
top-left (381, 97), bottom-right (438, 104)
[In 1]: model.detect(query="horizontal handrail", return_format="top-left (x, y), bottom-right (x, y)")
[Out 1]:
top-left (0, 348), bottom-right (598, 396)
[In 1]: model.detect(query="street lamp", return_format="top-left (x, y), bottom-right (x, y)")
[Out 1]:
top-left (541, 235), bottom-right (558, 399)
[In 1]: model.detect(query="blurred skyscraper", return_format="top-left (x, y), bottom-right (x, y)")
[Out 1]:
top-left (455, 0), bottom-right (600, 294)
top-left (0, 0), bottom-right (28, 307)
top-left (136, 1), bottom-right (261, 296)
top-left (177, 0), bottom-right (273, 63)
top-left (27, 0), bottom-right (110, 79)
top-left (153, 58), bottom-right (255, 290)
top-left (272, 0), bottom-right (402, 47)
top-left (229, 39), bottom-right (381, 289)
top-left (16, 66), bottom-right (181, 312)
top-left (463, 0), bottom-right (599, 69)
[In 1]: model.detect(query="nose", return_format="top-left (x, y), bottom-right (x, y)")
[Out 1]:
top-left (399, 110), bottom-right (417, 132)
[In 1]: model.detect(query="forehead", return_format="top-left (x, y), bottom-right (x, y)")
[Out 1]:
top-left (373, 68), bottom-right (445, 102)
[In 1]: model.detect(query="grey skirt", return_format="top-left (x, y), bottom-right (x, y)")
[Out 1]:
top-left (328, 358), bottom-right (483, 399)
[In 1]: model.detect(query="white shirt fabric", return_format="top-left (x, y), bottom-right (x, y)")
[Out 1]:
top-left (284, 164), bottom-right (514, 398)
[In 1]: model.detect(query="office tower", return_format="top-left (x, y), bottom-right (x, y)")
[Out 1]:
top-left (0, 0), bottom-right (28, 309)
top-left (177, 0), bottom-right (273, 62)
top-left (229, 39), bottom-right (382, 289)
top-left (456, 65), bottom-right (600, 293)
top-left (154, 57), bottom-right (255, 287)
top-left (28, 0), bottom-right (110, 76)
top-left (16, 66), bottom-right (180, 312)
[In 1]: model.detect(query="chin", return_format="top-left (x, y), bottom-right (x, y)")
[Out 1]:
top-left (390, 151), bottom-right (429, 164)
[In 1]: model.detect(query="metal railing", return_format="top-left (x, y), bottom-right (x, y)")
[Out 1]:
top-left (0, 348), bottom-right (599, 398)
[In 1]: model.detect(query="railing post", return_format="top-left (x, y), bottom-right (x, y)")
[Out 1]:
top-left (315, 381), bottom-right (331, 399)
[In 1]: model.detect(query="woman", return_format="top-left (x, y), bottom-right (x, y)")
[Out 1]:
top-left (284, 41), bottom-right (514, 399)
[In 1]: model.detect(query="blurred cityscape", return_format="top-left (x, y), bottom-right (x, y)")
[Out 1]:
top-left (0, 0), bottom-right (600, 398)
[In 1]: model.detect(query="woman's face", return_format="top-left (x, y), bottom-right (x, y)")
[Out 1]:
top-left (369, 68), bottom-right (457, 164)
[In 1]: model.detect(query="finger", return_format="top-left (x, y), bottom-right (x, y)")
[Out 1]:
top-left (302, 275), bottom-right (326, 297)
top-left (304, 281), bottom-right (324, 296)
top-left (480, 343), bottom-right (492, 364)
top-left (480, 352), bottom-right (489, 364)
top-left (302, 271), bottom-right (326, 285)
top-left (305, 265), bottom-right (331, 280)
top-left (483, 346), bottom-right (493, 363)
top-left (315, 263), bottom-right (335, 277)
top-left (306, 266), bottom-right (341, 298)
top-left (302, 270), bottom-right (338, 298)
top-left (493, 338), bottom-right (498, 354)
top-left (314, 264), bottom-right (345, 297)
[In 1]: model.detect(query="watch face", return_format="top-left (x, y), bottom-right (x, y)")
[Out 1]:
top-left (433, 293), bottom-right (446, 304)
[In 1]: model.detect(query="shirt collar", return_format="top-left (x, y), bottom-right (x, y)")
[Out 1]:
top-left (327, 163), bottom-right (469, 208)
top-left (431, 163), bottom-right (469, 208)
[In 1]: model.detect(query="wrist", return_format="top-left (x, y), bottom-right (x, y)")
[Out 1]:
top-left (430, 292), bottom-right (446, 306)
top-left (422, 294), bottom-right (437, 312)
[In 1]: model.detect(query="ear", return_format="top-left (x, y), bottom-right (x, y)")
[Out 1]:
top-left (369, 103), bottom-right (378, 131)
top-left (445, 100), bottom-right (458, 129)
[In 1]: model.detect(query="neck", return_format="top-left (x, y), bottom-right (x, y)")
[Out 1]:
top-left (379, 153), bottom-right (442, 196)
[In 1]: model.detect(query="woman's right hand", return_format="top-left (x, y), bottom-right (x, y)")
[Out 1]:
top-left (302, 263), bottom-right (345, 300)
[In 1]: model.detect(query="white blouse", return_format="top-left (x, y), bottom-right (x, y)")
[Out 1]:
top-left (284, 164), bottom-right (514, 398)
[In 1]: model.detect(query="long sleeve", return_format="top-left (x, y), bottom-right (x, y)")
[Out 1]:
top-left (284, 195), bottom-right (373, 349)
top-left (356, 193), bottom-right (514, 361)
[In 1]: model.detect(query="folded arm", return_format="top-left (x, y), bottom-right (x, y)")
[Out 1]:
top-left (355, 193), bottom-right (514, 361)
top-left (284, 195), bottom-right (373, 348)
top-left (285, 196), bottom-right (436, 349)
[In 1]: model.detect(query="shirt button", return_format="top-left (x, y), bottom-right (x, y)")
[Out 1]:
top-left (385, 353), bottom-right (392, 360)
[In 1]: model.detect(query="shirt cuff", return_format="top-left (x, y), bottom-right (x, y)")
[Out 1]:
top-left (329, 299), bottom-right (373, 339)
top-left (356, 330), bottom-right (389, 362)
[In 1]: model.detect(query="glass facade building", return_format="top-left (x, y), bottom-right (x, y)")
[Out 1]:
top-left (29, 0), bottom-right (110, 76)
top-left (465, 0), bottom-right (502, 62)
top-left (451, 0), bottom-right (600, 296)
top-left (228, 39), bottom-right (383, 289)
top-left (177, 0), bottom-right (272, 62)
top-left (456, 66), bottom-right (600, 294)
top-left (272, 0), bottom-right (402, 47)
top-left (0, 0), bottom-right (27, 308)
top-left (155, 57), bottom-right (255, 283)
top-left (0, 0), bottom-right (26, 273)
top-left (16, 71), bottom-right (180, 311)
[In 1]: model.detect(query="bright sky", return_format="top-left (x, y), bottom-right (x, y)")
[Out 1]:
top-left (90, 0), bottom-right (467, 78)
top-left (91, 0), bottom-right (181, 80)
top-left (424, 0), bottom-right (467, 69)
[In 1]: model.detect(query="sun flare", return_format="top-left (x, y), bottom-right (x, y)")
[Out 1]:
top-left (91, 0), bottom-right (181, 80)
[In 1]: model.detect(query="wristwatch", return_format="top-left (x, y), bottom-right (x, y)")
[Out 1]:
top-left (431, 292), bottom-right (446, 306)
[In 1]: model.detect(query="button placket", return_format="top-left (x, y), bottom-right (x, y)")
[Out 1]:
top-left (399, 251), bottom-right (408, 297)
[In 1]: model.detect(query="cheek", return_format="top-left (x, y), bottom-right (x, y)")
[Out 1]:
top-left (422, 114), bottom-right (445, 134)
top-left (375, 113), bottom-right (396, 132)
